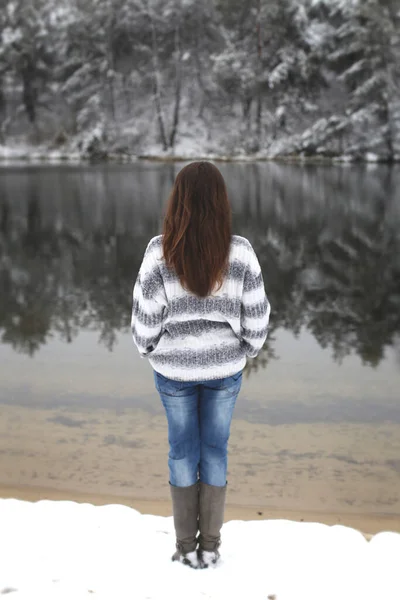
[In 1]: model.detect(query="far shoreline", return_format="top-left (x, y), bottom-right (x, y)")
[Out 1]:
top-left (0, 149), bottom-right (399, 166)
top-left (1, 483), bottom-right (399, 540)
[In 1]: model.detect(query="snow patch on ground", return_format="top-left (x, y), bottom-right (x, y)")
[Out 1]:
top-left (0, 499), bottom-right (399, 600)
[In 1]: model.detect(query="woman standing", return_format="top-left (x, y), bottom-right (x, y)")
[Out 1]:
top-left (131, 161), bottom-right (270, 569)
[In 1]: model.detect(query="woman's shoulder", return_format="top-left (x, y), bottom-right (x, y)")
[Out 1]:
top-left (230, 235), bottom-right (258, 268)
top-left (144, 235), bottom-right (163, 256)
top-left (146, 234), bottom-right (251, 250)
top-left (231, 234), bottom-right (256, 257)
top-left (231, 234), bottom-right (253, 250)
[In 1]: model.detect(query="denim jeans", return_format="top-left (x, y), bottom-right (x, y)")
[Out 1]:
top-left (154, 370), bottom-right (242, 488)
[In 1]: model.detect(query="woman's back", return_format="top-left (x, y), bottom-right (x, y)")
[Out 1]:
top-left (130, 161), bottom-right (271, 569)
top-left (131, 233), bottom-right (270, 381)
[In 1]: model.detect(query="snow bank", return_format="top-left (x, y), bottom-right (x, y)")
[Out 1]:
top-left (0, 144), bottom-right (28, 159)
top-left (0, 144), bottom-right (83, 164)
top-left (0, 499), bottom-right (399, 600)
top-left (1, 141), bottom-right (399, 164)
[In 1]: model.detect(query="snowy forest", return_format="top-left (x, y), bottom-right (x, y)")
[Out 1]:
top-left (0, 0), bottom-right (399, 161)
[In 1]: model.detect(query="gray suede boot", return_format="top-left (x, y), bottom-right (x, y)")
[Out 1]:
top-left (169, 481), bottom-right (200, 568)
top-left (197, 481), bottom-right (227, 568)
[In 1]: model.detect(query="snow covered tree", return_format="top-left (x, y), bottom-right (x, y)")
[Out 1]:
top-left (135, 0), bottom-right (223, 150)
top-left (59, 0), bottom-right (203, 152)
top-left (326, 0), bottom-right (400, 159)
top-left (213, 0), bottom-right (329, 150)
top-left (0, 0), bottom-right (55, 127)
top-left (59, 0), bottom-right (125, 144)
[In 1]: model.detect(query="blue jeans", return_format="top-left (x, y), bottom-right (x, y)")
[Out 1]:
top-left (154, 371), bottom-right (242, 488)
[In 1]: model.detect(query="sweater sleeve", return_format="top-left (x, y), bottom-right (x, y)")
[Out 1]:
top-left (131, 240), bottom-right (167, 358)
top-left (240, 246), bottom-right (270, 358)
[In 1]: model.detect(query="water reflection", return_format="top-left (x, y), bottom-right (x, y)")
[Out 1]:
top-left (1, 162), bottom-right (399, 369)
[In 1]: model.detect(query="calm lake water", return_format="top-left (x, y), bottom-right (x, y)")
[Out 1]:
top-left (0, 162), bottom-right (400, 520)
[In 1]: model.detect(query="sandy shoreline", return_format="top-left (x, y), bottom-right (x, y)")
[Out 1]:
top-left (1, 402), bottom-right (400, 540)
top-left (1, 483), bottom-right (399, 539)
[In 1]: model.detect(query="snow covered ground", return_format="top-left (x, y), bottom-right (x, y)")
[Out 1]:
top-left (0, 499), bottom-right (399, 600)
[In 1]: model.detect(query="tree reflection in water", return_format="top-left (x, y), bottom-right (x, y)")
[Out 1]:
top-left (0, 163), bottom-right (399, 375)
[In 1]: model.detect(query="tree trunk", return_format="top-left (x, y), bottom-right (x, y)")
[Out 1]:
top-left (256, 95), bottom-right (262, 141)
top-left (0, 82), bottom-right (5, 117)
top-left (0, 101), bottom-right (5, 143)
top-left (256, 0), bottom-right (263, 146)
top-left (122, 74), bottom-right (132, 117)
top-left (107, 5), bottom-right (117, 121)
top-left (145, 1), bottom-right (168, 151)
top-left (22, 69), bottom-right (37, 123)
top-left (243, 95), bottom-right (252, 128)
top-left (169, 24), bottom-right (182, 149)
top-left (108, 79), bottom-right (116, 121)
top-left (194, 9), bottom-right (212, 120)
top-left (382, 93), bottom-right (394, 161)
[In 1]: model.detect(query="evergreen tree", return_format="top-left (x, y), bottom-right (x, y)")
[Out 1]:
top-left (0, 0), bottom-right (55, 128)
top-left (327, 0), bottom-right (400, 159)
top-left (213, 0), bottom-right (328, 149)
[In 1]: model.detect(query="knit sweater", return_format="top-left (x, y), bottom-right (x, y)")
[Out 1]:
top-left (131, 234), bottom-right (270, 381)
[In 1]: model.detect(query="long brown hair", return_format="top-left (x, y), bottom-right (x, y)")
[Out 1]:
top-left (162, 161), bottom-right (232, 297)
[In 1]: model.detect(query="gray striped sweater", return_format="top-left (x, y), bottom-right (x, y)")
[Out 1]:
top-left (131, 235), bottom-right (270, 381)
